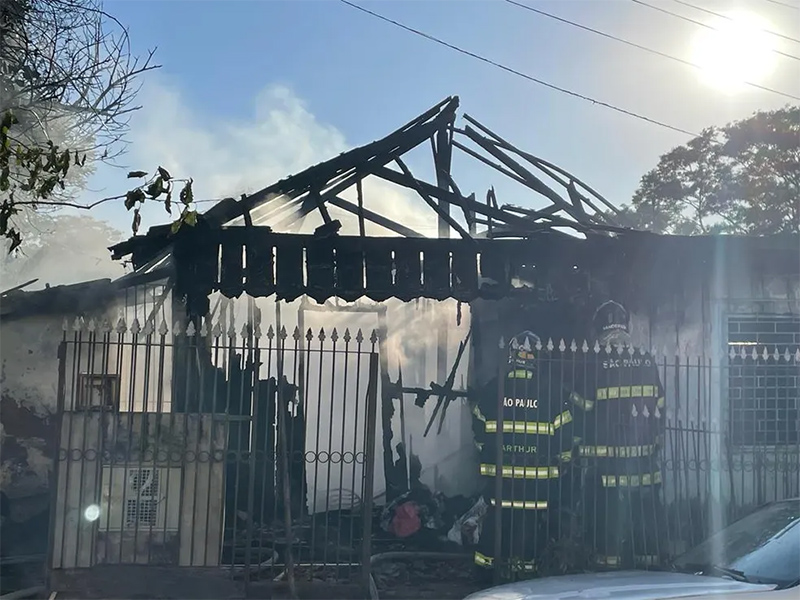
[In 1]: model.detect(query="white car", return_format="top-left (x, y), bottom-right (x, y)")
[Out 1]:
top-left (465, 498), bottom-right (799, 600)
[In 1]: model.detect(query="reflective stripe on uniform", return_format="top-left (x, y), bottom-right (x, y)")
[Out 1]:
top-left (570, 391), bottom-right (594, 411)
top-left (597, 554), bottom-right (661, 567)
top-left (596, 385), bottom-right (659, 400)
top-left (484, 410), bottom-right (572, 435)
top-left (578, 444), bottom-right (657, 458)
top-left (474, 552), bottom-right (536, 572)
top-left (507, 369), bottom-right (534, 380)
top-left (553, 410), bottom-right (572, 429)
top-left (490, 498), bottom-right (549, 510)
top-left (485, 420), bottom-right (553, 435)
top-left (480, 464), bottom-right (560, 479)
top-left (601, 471), bottom-right (662, 487)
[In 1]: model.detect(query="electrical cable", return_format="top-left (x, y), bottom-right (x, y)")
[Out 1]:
top-left (671, 0), bottom-right (800, 45)
top-left (762, 0), bottom-right (799, 10)
top-left (631, 0), bottom-right (800, 62)
top-left (504, 0), bottom-right (800, 101)
top-left (338, 0), bottom-right (697, 137)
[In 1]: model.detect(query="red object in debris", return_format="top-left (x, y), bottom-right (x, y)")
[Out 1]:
top-left (390, 501), bottom-right (421, 538)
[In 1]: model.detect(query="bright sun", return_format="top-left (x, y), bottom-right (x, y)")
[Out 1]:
top-left (690, 10), bottom-right (777, 93)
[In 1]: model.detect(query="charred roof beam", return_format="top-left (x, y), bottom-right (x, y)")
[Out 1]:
top-left (264, 117), bottom-right (455, 232)
top-left (450, 136), bottom-right (529, 188)
top-left (459, 123), bottom-right (584, 225)
top-left (326, 194), bottom-right (424, 238)
top-left (461, 114), bottom-right (625, 227)
top-left (227, 97), bottom-right (460, 227)
top-left (394, 157), bottom-right (472, 240)
top-left (374, 165), bottom-right (558, 235)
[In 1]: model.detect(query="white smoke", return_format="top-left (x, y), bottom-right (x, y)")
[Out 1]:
top-left (111, 78), bottom-right (436, 236)
top-left (0, 214), bottom-right (125, 291)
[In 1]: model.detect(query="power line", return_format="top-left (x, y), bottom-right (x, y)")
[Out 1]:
top-left (671, 0), bottom-right (800, 46)
top-left (504, 0), bottom-right (800, 102)
top-left (762, 0), bottom-right (799, 12)
top-left (338, 0), bottom-right (697, 137)
top-left (631, 0), bottom-right (800, 62)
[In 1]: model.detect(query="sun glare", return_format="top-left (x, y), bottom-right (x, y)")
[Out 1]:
top-left (690, 10), bottom-right (777, 93)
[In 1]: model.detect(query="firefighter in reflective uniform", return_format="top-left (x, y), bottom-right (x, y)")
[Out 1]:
top-left (569, 301), bottom-right (665, 569)
top-left (471, 331), bottom-right (574, 578)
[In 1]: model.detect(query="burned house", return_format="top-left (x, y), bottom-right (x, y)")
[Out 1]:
top-left (2, 96), bottom-right (797, 596)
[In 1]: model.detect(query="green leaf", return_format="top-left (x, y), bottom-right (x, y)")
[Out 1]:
top-left (183, 210), bottom-right (198, 227)
top-left (1, 111), bottom-right (17, 135)
top-left (132, 208), bottom-right (142, 235)
top-left (60, 149), bottom-right (71, 176)
top-left (6, 228), bottom-right (21, 254)
top-left (125, 188), bottom-right (146, 210)
top-left (146, 176), bottom-right (164, 199)
top-left (157, 166), bottom-right (171, 182)
top-left (127, 170), bottom-right (148, 179)
top-left (179, 179), bottom-right (194, 205)
top-left (170, 219), bottom-right (182, 234)
top-left (164, 191), bottom-right (172, 215)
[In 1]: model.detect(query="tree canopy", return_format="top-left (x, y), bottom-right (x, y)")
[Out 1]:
top-left (0, 0), bottom-right (197, 253)
top-left (624, 106), bottom-right (799, 235)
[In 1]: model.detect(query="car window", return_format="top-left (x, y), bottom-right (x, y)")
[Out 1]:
top-left (674, 500), bottom-right (800, 586)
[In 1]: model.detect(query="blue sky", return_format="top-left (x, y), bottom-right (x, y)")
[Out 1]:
top-left (81, 0), bottom-right (798, 236)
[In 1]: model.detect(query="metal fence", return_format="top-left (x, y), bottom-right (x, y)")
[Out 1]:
top-left (478, 341), bottom-right (800, 579)
top-left (48, 319), bottom-right (800, 587)
top-left (49, 318), bottom-right (379, 590)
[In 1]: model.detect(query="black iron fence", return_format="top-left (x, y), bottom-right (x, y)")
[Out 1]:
top-left (475, 340), bottom-right (800, 580)
top-left (48, 320), bottom-right (800, 587)
top-left (50, 318), bottom-right (379, 590)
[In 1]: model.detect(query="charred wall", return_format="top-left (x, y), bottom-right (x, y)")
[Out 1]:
top-left (468, 234), bottom-right (800, 388)
top-left (0, 282), bottom-right (122, 561)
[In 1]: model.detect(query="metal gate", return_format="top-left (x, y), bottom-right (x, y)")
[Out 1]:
top-left (49, 318), bottom-right (379, 586)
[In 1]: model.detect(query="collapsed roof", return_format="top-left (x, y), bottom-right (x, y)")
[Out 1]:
top-left (110, 96), bottom-right (630, 274)
top-left (106, 96), bottom-right (799, 314)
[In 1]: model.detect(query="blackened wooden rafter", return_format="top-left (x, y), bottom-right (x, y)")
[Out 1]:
top-left (213, 95), bottom-right (627, 240)
top-left (111, 95), bottom-right (634, 271)
top-left (460, 114), bottom-right (626, 226)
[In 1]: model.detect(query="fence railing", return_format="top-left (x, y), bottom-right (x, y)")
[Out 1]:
top-left (49, 320), bottom-right (800, 585)
top-left (50, 318), bottom-right (380, 590)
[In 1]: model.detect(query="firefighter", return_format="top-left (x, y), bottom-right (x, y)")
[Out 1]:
top-left (569, 300), bottom-right (665, 569)
top-left (470, 330), bottom-right (574, 579)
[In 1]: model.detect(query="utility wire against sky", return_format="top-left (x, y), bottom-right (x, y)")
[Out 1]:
top-left (631, 0), bottom-right (800, 62)
top-left (338, 0), bottom-right (697, 137)
top-left (503, 0), bottom-right (800, 102)
top-left (762, 0), bottom-right (799, 11)
top-left (671, 0), bottom-right (800, 45)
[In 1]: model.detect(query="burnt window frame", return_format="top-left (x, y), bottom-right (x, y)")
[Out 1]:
top-left (727, 315), bottom-right (800, 447)
top-left (76, 373), bottom-right (121, 411)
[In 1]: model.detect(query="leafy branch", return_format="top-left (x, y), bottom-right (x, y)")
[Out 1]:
top-left (123, 167), bottom-right (197, 235)
top-left (1, 108), bottom-right (198, 253)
